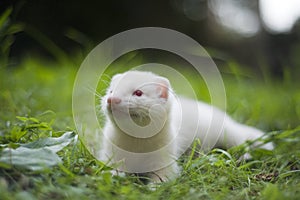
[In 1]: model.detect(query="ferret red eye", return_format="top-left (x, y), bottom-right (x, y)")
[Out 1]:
top-left (132, 90), bottom-right (143, 97)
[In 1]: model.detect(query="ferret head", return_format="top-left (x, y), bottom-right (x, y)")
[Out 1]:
top-left (101, 71), bottom-right (172, 136)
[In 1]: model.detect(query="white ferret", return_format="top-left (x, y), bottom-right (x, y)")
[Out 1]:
top-left (100, 71), bottom-right (273, 182)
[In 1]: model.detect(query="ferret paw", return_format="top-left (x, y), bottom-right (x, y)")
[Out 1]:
top-left (110, 169), bottom-right (126, 177)
top-left (239, 152), bottom-right (252, 161)
top-left (148, 172), bottom-right (168, 183)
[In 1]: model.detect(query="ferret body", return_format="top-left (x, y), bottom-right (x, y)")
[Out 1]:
top-left (100, 71), bottom-right (273, 182)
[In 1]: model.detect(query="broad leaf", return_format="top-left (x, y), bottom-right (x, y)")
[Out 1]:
top-left (22, 131), bottom-right (76, 152)
top-left (0, 147), bottom-right (61, 171)
top-left (0, 131), bottom-right (76, 171)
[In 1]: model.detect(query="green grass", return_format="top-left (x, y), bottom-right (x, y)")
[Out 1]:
top-left (0, 58), bottom-right (300, 200)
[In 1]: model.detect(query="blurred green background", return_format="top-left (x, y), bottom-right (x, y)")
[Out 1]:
top-left (1, 0), bottom-right (300, 77)
top-left (1, 0), bottom-right (299, 130)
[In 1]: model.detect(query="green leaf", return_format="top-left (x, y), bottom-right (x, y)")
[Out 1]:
top-left (275, 127), bottom-right (300, 140)
top-left (0, 147), bottom-right (61, 171)
top-left (6, 23), bottom-right (24, 35)
top-left (0, 132), bottom-right (77, 171)
top-left (0, 7), bottom-right (12, 30)
top-left (16, 116), bottom-right (39, 123)
top-left (22, 131), bottom-right (76, 153)
top-left (15, 116), bottom-right (30, 122)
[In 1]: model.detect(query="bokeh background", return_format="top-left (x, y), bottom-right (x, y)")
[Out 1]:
top-left (1, 0), bottom-right (300, 78)
top-left (1, 0), bottom-right (300, 131)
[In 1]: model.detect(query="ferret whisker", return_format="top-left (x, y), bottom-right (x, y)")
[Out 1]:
top-left (101, 80), bottom-right (110, 87)
top-left (100, 88), bottom-right (107, 94)
top-left (84, 86), bottom-right (103, 99)
top-left (95, 92), bottom-right (103, 99)
top-left (101, 74), bottom-right (112, 81)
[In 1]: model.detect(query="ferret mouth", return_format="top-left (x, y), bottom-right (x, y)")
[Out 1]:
top-left (129, 108), bottom-right (148, 118)
top-left (129, 109), bottom-right (151, 126)
top-left (129, 112), bottom-right (139, 118)
top-left (107, 106), bottom-right (151, 126)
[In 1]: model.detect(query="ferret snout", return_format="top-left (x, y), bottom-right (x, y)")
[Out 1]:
top-left (107, 97), bottom-right (121, 104)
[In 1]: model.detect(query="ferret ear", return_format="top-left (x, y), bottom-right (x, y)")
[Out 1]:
top-left (154, 77), bottom-right (170, 99)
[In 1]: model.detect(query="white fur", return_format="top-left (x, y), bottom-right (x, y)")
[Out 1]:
top-left (100, 71), bottom-right (273, 182)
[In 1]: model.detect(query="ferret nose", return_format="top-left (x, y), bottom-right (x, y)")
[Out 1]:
top-left (107, 97), bottom-right (121, 104)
